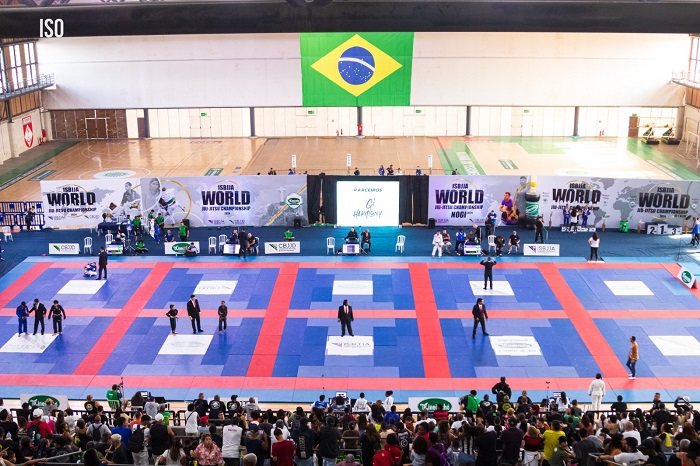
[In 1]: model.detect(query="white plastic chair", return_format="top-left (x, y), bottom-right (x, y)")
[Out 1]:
top-left (84, 237), bottom-right (93, 255)
top-left (488, 235), bottom-right (496, 254)
top-left (326, 237), bottom-right (335, 254)
top-left (208, 237), bottom-right (217, 254)
top-left (2, 226), bottom-right (12, 242)
top-left (105, 233), bottom-right (114, 246)
top-left (218, 234), bottom-right (227, 252)
top-left (395, 235), bottom-right (406, 253)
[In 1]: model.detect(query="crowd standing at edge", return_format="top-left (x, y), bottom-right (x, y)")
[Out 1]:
top-left (1, 382), bottom-right (699, 466)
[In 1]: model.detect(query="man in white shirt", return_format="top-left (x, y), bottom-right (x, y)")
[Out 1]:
top-left (622, 422), bottom-right (641, 444)
top-left (612, 438), bottom-right (647, 466)
top-left (222, 418), bottom-right (244, 466)
top-left (353, 393), bottom-right (370, 413)
top-left (587, 373), bottom-right (605, 413)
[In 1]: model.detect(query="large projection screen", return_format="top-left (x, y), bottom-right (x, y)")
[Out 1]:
top-left (336, 181), bottom-right (400, 226)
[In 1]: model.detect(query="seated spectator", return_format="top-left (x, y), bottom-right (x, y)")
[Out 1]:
top-left (228, 229), bottom-right (239, 244)
top-left (495, 236), bottom-right (505, 256)
top-left (508, 231), bottom-right (520, 254)
top-left (283, 229), bottom-right (294, 241)
top-left (268, 168), bottom-right (277, 175)
top-left (114, 232), bottom-right (126, 244)
top-left (353, 167), bottom-right (360, 176)
top-left (246, 234), bottom-right (257, 254)
top-left (386, 165), bottom-right (395, 176)
top-left (441, 229), bottom-right (452, 255)
top-left (345, 228), bottom-right (359, 243)
top-left (466, 227), bottom-right (478, 245)
top-left (184, 242), bottom-right (198, 257)
top-left (288, 168), bottom-right (294, 175)
top-left (361, 229), bottom-right (371, 252)
top-left (135, 237), bottom-right (148, 254)
top-left (165, 230), bottom-right (175, 243)
top-left (378, 165), bottom-right (385, 176)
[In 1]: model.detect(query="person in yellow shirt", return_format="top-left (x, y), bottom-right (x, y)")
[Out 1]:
top-left (542, 420), bottom-right (565, 462)
top-left (627, 336), bottom-right (639, 380)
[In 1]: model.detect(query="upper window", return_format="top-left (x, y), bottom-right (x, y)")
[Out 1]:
top-left (691, 35), bottom-right (700, 85)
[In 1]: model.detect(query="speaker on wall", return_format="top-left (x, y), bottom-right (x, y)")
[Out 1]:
top-left (294, 218), bottom-right (302, 228)
top-left (428, 218), bottom-right (436, 229)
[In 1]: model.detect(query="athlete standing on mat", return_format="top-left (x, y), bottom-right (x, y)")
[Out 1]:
top-left (49, 300), bottom-right (67, 335)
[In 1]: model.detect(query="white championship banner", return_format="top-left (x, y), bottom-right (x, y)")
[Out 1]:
top-left (523, 244), bottom-right (560, 256)
top-left (42, 176), bottom-right (308, 228)
top-left (336, 180), bottom-right (400, 226)
top-left (428, 175), bottom-right (700, 228)
top-left (48, 243), bottom-right (81, 255)
top-left (264, 241), bottom-right (300, 254)
top-left (165, 241), bottom-right (200, 255)
top-left (325, 336), bottom-right (374, 356)
top-left (41, 178), bottom-right (142, 227)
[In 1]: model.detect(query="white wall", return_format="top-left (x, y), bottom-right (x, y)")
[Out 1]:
top-left (144, 108), bottom-right (251, 138)
top-left (412, 33), bottom-right (688, 107)
top-left (38, 32), bottom-right (690, 110)
top-left (0, 109), bottom-right (42, 162)
top-left (0, 122), bottom-right (11, 163)
top-left (38, 34), bottom-right (302, 109)
top-left (683, 105), bottom-right (700, 140)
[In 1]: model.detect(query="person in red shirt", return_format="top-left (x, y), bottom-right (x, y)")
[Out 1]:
top-left (372, 442), bottom-right (393, 466)
top-left (28, 409), bottom-right (51, 439)
top-left (384, 434), bottom-right (402, 466)
top-left (432, 404), bottom-right (449, 423)
top-left (271, 428), bottom-right (296, 466)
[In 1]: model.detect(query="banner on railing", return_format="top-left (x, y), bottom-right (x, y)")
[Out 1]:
top-left (41, 176), bottom-right (308, 228)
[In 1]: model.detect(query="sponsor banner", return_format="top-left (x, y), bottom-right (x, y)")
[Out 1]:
top-left (429, 175), bottom-right (700, 228)
top-left (42, 176), bottom-right (308, 228)
top-left (139, 176), bottom-right (307, 227)
top-left (336, 180), bottom-right (400, 226)
top-left (428, 175), bottom-right (529, 227)
top-left (193, 280), bottom-right (238, 295)
top-left (489, 336), bottom-right (542, 356)
top-left (41, 178), bottom-right (142, 227)
top-left (325, 335), bottom-right (374, 356)
top-left (22, 116), bottom-right (33, 148)
top-left (264, 241), bottom-right (301, 254)
top-left (20, 394), bottom-right (69, 410)
top-left (165, 241), bottom-right (200, 255)
top-left (408, 397), bottom-right (459, 412)
top-left (678, 266), bottom-right (697, 289)
top-left (523, 243), bottom-right (560, 256)
top-left (48, 243), bottom-right (81, 255)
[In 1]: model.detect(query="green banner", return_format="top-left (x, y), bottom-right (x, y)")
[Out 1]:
top-left (300, 32), bottom-right (414, 107)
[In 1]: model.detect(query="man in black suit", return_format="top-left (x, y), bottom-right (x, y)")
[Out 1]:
top-left (97, 246), bottom-right (108, 280)
top-left (29, 298), bottom-right (46, 335)
top-left (337, 299), bottom-right (354, 337)
top-left (480, 256), bottom-right (496, 290)
top-left (187, 294), bottom-right (203, 334)
top-left (472, 298), bottom-right (489, 339)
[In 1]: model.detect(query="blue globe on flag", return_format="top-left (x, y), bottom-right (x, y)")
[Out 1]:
top-left (338, 46), bottom-right (375, 85)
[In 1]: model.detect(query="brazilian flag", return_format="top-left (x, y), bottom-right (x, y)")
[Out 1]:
top-left (300, 32), bottom-right (414, 107)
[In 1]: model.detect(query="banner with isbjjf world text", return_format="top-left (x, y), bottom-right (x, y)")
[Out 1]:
top-left (428, 175), bottom-right (700, 228)
top-left (41, 176), bottom-right (308, 228)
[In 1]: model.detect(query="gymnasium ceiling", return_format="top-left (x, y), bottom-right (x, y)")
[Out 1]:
top-left (0, 0), bottom-right (699, 38)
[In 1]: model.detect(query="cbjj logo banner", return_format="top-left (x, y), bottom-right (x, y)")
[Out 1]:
top-left (677, 266), bottom-right (697, 289)
top-left (49, 243), bottom-right (80, 255)
top-left (264, 242), bottom-right (301, 254)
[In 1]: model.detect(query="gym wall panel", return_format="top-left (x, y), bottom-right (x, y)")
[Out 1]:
top-left (179, 109), bottom-right (191, 138)
top-left (411, 33), bottom-right (687, 107)
top-left (0, 122), bottom-right (11, 163)
top-left (38, 34), bottom-right (302, 109)
top-left (683, 105), bottom-right (700, 140)
top-left (125, 109), bottom-right (139, 138)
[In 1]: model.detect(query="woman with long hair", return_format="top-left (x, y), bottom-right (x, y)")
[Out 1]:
top-left (588, 232), bottom-right (600, 261)
top-left (522, 425), bottom-right (543, 466)
top-left (361, 424), bottom-right (381, 466)
top-left (158, 437), bottom-right (186, 466)
top-left (410, 435), bottom-right (428, 466)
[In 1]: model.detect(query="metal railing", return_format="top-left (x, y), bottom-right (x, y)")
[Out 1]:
top-left (672, 70), bottom-right (700, 90)
top-left (0, 73), bottom-right (55, 100)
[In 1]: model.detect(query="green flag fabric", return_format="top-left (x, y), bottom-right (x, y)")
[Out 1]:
top-left (300, 32), bottom-right (414, 107)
